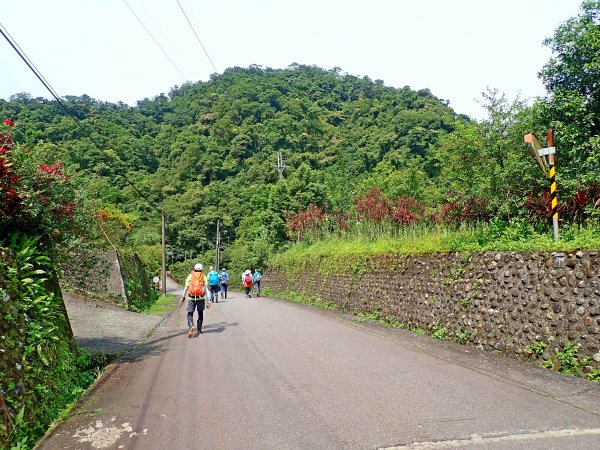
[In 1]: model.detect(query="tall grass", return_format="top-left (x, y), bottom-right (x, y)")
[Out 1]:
top-left (271, 221), bottom-right (600, 273)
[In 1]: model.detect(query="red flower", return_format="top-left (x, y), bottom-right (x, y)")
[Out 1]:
top-left (3, 119), bottom-right (15, 127)
top-left (38, 162), bottom-right (69, 181)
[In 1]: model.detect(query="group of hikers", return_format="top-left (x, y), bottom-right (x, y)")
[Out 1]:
top-left (180, 264), bottom-right (263, 337)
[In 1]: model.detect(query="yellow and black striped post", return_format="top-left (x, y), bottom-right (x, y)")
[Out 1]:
top-left (547, 130), bottom-right (559, 241)
top-left (524, 130), bottom-right (559, 241)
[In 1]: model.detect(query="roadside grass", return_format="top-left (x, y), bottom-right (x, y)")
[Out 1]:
top-left (140, 293), bottom-right (178, 315)
top-left (270, 223), bottom-right (600, 273)
top-left (275, 291), bottom-right (339, 310)
top-left (33, 351), bottom-right (122, 449)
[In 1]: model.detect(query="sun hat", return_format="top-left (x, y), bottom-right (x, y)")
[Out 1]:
top-left (194, 263), bottom-right (203, 271)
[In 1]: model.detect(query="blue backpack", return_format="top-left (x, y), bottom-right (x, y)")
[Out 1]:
top-left (208, 271), bottom-right (219, 285)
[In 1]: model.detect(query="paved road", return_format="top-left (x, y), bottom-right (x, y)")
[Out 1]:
top-left (40, 284), bottom-right (600, 449)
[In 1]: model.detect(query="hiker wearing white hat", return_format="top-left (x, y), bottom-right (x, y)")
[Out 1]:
top-left (181, 263), bottom-right (209, 337)
top-left (241, 269), bottom-right (253, 298)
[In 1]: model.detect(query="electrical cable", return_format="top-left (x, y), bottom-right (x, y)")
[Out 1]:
top-left (0, 22), bottom-right (165, 218)
top-left (1, 24), bottom-right (63, 104)
top-left (133, 0), bottom-right (181, 63)
top-left (122, 0), bottom-right (188, 82)
top-left (176, 0), bottom-right (219, 74)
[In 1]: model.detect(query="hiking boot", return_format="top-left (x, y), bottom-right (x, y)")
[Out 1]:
top-left (188, 326), bottom-right (195, 338)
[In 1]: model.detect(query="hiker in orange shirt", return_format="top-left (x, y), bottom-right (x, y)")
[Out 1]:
top-left (181, 263), bottom-right (209, 338)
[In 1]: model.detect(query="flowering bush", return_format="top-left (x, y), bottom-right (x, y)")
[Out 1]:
top-left (285, 203), bottom-right (326, 241)
top-left (439, 200), bottom-right (462, 226)
top-left (392, 197), bottom-right (425, 226)
top-left (439, 196), bottom-right (491, 226)
top-left (354, 189), bottom-right (392, 224)
top-left (526, 184), bottom-right (600, 227)
top-left (564, 184), bottom-right (600, 226)
top-left (331, 209), bottom-right (349, 236)
top-left (0, 119), bottom-right (80, 243)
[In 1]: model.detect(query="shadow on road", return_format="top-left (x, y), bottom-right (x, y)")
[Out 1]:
top-left (202, 321), bottom-right (239, 334)
top-left (117, 330), bottom-right (189, 361)
top-left (117, 321), bottom-right (240, 360)
top-left (76, 336), bottom-right (140, 354)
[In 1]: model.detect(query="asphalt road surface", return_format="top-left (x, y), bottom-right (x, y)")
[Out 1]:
top-left (39, 285), bottom-right (600, 449)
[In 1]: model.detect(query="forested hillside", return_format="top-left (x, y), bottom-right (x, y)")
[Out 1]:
top-left (0, 65), bottom-right (464, 269)
top-left (1, 2), bottom-right (598, 274)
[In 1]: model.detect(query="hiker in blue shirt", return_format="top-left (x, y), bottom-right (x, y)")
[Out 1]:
top-left (219, 268), bottom-right (230, 299)
top-left (207, 266), bottom-right (221, 303)
top-left (252, 268), bottom-right (263, 297)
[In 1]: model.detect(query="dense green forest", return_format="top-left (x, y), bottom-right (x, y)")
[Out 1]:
top-left (1, 1), bottom-right (599, 277)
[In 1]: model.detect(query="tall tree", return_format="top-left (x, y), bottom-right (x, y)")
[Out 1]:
top-left (537, 0), bottom-right (600, 184)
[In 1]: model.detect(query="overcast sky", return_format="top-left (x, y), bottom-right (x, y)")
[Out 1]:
top-left (0, 0), bottom-right (583, 120)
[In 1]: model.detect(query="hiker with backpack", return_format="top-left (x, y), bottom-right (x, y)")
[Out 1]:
top-left (242, 269), bottom-right (253, 298)
top-left (252, 268), bottom-right (263, 297)
top-left (219, 268), bottom-right (229, 299)
top-left (207, 266), bottom-right (221, 303)
top-left (181, 263), bottom-right (210, 338)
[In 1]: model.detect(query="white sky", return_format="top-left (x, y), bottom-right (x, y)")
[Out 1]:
top-left (0, 0), bottom-right (583, 120)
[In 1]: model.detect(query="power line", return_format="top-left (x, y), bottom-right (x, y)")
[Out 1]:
top-left (0, 22), bottom-right (164, 217)
top-left (0, 25), bottom-right (63, 105)
top-left (176, 0), bottom-right (219, 74)
top-left (122, 0), bottom-right (188, 82)
top-left (133, 0), bottom-right (181, 63)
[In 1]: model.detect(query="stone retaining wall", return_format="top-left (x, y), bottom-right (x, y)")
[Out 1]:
top-left (265, 251), bottom-right (600, 359)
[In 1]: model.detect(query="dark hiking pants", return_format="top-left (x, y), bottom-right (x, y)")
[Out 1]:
top-left (187, 298), bottom-right (205, 330)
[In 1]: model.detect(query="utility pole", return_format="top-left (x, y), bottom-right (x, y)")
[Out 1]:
top-left (161, 213), bottom-right (167, 295)
top-left (274, 151), bottom-right (288, 179)
top-left (215, 220), bottom-right (221, 270)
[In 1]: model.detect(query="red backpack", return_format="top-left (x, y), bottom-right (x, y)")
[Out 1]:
top-left (188, 272), bottom-right (205, 297)
top-left (243, 274), bottom-right (253, 288)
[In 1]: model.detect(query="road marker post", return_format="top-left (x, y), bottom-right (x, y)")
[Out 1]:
top-left (524, 130), bottom-right (559, 241)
